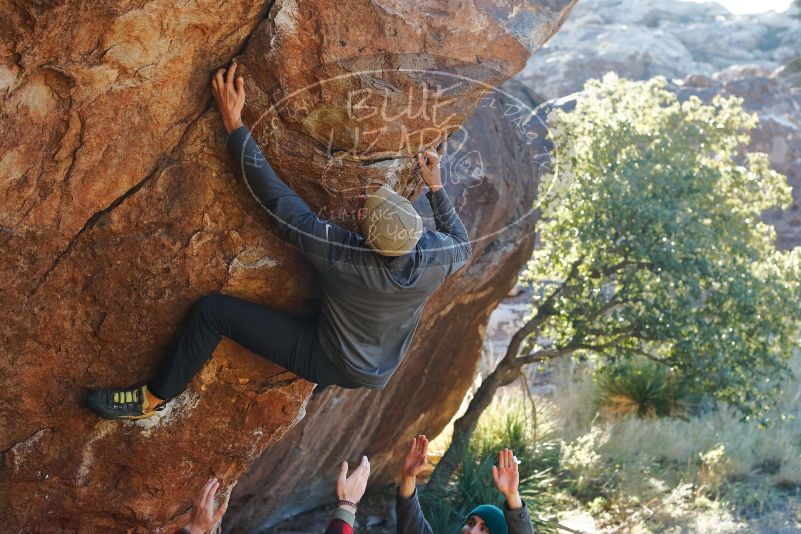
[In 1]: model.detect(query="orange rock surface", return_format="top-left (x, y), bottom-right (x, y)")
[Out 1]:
top-left (0, 0), bottom-right (576, 530)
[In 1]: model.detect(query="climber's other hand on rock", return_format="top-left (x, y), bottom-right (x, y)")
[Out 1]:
top-left (417, 149), bottom-right (443, 192)
top-left (182, 477), bottom-right (232, 534)
top-left (211, 60), bottom-right (245, 134)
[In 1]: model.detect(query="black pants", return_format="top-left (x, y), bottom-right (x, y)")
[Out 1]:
top-left (148, 293), bottom-right (358, 401)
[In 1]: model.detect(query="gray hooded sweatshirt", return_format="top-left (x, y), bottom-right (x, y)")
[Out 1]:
top-left (226, 125), bottom-right (472, 388)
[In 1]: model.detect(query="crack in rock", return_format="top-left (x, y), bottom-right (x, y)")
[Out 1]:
top-left (27, 0), bottom-right (284, 300)
top-left (2, 427), bottom-right (53, 471)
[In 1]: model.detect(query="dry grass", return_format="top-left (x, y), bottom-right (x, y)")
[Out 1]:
top-left (540, 352), bottom-right (801, 531)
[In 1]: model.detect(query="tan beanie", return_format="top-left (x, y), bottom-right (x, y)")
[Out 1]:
top-left (361, 185), bottom-right (423, 256)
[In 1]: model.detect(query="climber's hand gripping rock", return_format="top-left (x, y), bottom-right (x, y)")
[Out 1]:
top-left (211, 61), bottom-right (245, 134)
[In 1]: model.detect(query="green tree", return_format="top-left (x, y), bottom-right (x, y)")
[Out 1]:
top-left (427, 74), bottom-right (801, 493)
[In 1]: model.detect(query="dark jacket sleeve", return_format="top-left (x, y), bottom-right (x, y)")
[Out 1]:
top-left (225, 125), bottom-right (367, 272)
top-left (505, 498), bottom-right (536, 534)
top-left (395, 486), bottom-right (434, 534)
top-left (425, 188), bottom-right (473, 278)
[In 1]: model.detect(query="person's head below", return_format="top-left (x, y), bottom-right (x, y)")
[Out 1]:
top-left (357, 184), bottom-right (424, 257)
top-left (462, 505), bottom-right (508, 534)
top-left (401, 436), bottom-right (525, 534)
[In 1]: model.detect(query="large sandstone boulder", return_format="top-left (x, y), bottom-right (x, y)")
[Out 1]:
top-left (0, 0), bottom-right (576, 531)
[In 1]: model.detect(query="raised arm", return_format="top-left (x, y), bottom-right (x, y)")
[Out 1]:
top-left (213, 62), bottom-right (364, 272)
top-left (493, 448), bottom-right (536, 534)
top-left (323, 457), bottom-right (370, 534)
top-left (417, 149), bottom-right (473, 277)
top-left (396, 486), bottom-right (434, 534)
top-left (396, 435), bottom-right (434, 534)
top-left (225, 125), bottom-right (366, 271)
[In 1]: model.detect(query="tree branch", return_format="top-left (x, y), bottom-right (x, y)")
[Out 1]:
top-left (619, 345), bottom-right (675, 366)
top-left (516, 332), bottom-right (633, 366)
top-left (503, 257), bottom-right (584, 365)
top-left (602, 258), bottom-right (654, 276)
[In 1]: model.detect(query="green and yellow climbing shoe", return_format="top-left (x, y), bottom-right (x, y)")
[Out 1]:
top-left (87, 385), bottom-right (163, 420)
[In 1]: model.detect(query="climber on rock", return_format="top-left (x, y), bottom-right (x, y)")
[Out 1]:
top-left (396, 435), bottom-right (535, 534)
top-left (87, 60), bottom-right (472, 420)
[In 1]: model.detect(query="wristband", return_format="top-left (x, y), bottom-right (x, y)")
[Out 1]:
top-left (336, 499), bottom-right (358, 508)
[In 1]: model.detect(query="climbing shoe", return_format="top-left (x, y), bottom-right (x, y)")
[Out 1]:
top-left (86, 384), bottom-right (164, 420)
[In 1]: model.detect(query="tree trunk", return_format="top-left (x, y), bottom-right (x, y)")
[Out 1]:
top-left (425, 360), bottom-right (520, 493)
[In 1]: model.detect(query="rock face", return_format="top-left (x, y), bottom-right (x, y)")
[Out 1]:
top-left (519, 0), bottom-right (801, 248)
top-left (0, 0), bottom-right (576, 531)
top-left (521, 0), bottom-right (800, 98)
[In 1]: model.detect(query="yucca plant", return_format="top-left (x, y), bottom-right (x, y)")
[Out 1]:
top-left (596, 357), bottom-right (690, 418)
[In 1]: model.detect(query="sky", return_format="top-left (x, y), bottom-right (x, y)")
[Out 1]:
top-left (682, 0), bottom-right (793, 14)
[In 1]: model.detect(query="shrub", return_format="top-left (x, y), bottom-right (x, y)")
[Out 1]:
top-left (546, 351), bottom-right (801, 525)
top-left (529, 73), bottom-right (801, 418)
top-left (596, 357), bottom-right (691, 418)
top-left (558, 426), bottom-right (609, 498)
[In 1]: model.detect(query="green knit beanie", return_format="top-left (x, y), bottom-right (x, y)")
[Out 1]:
top-left (466, 504), bottom-right (507, 534)
top-left (361, 184), bottom-right (423, 256)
